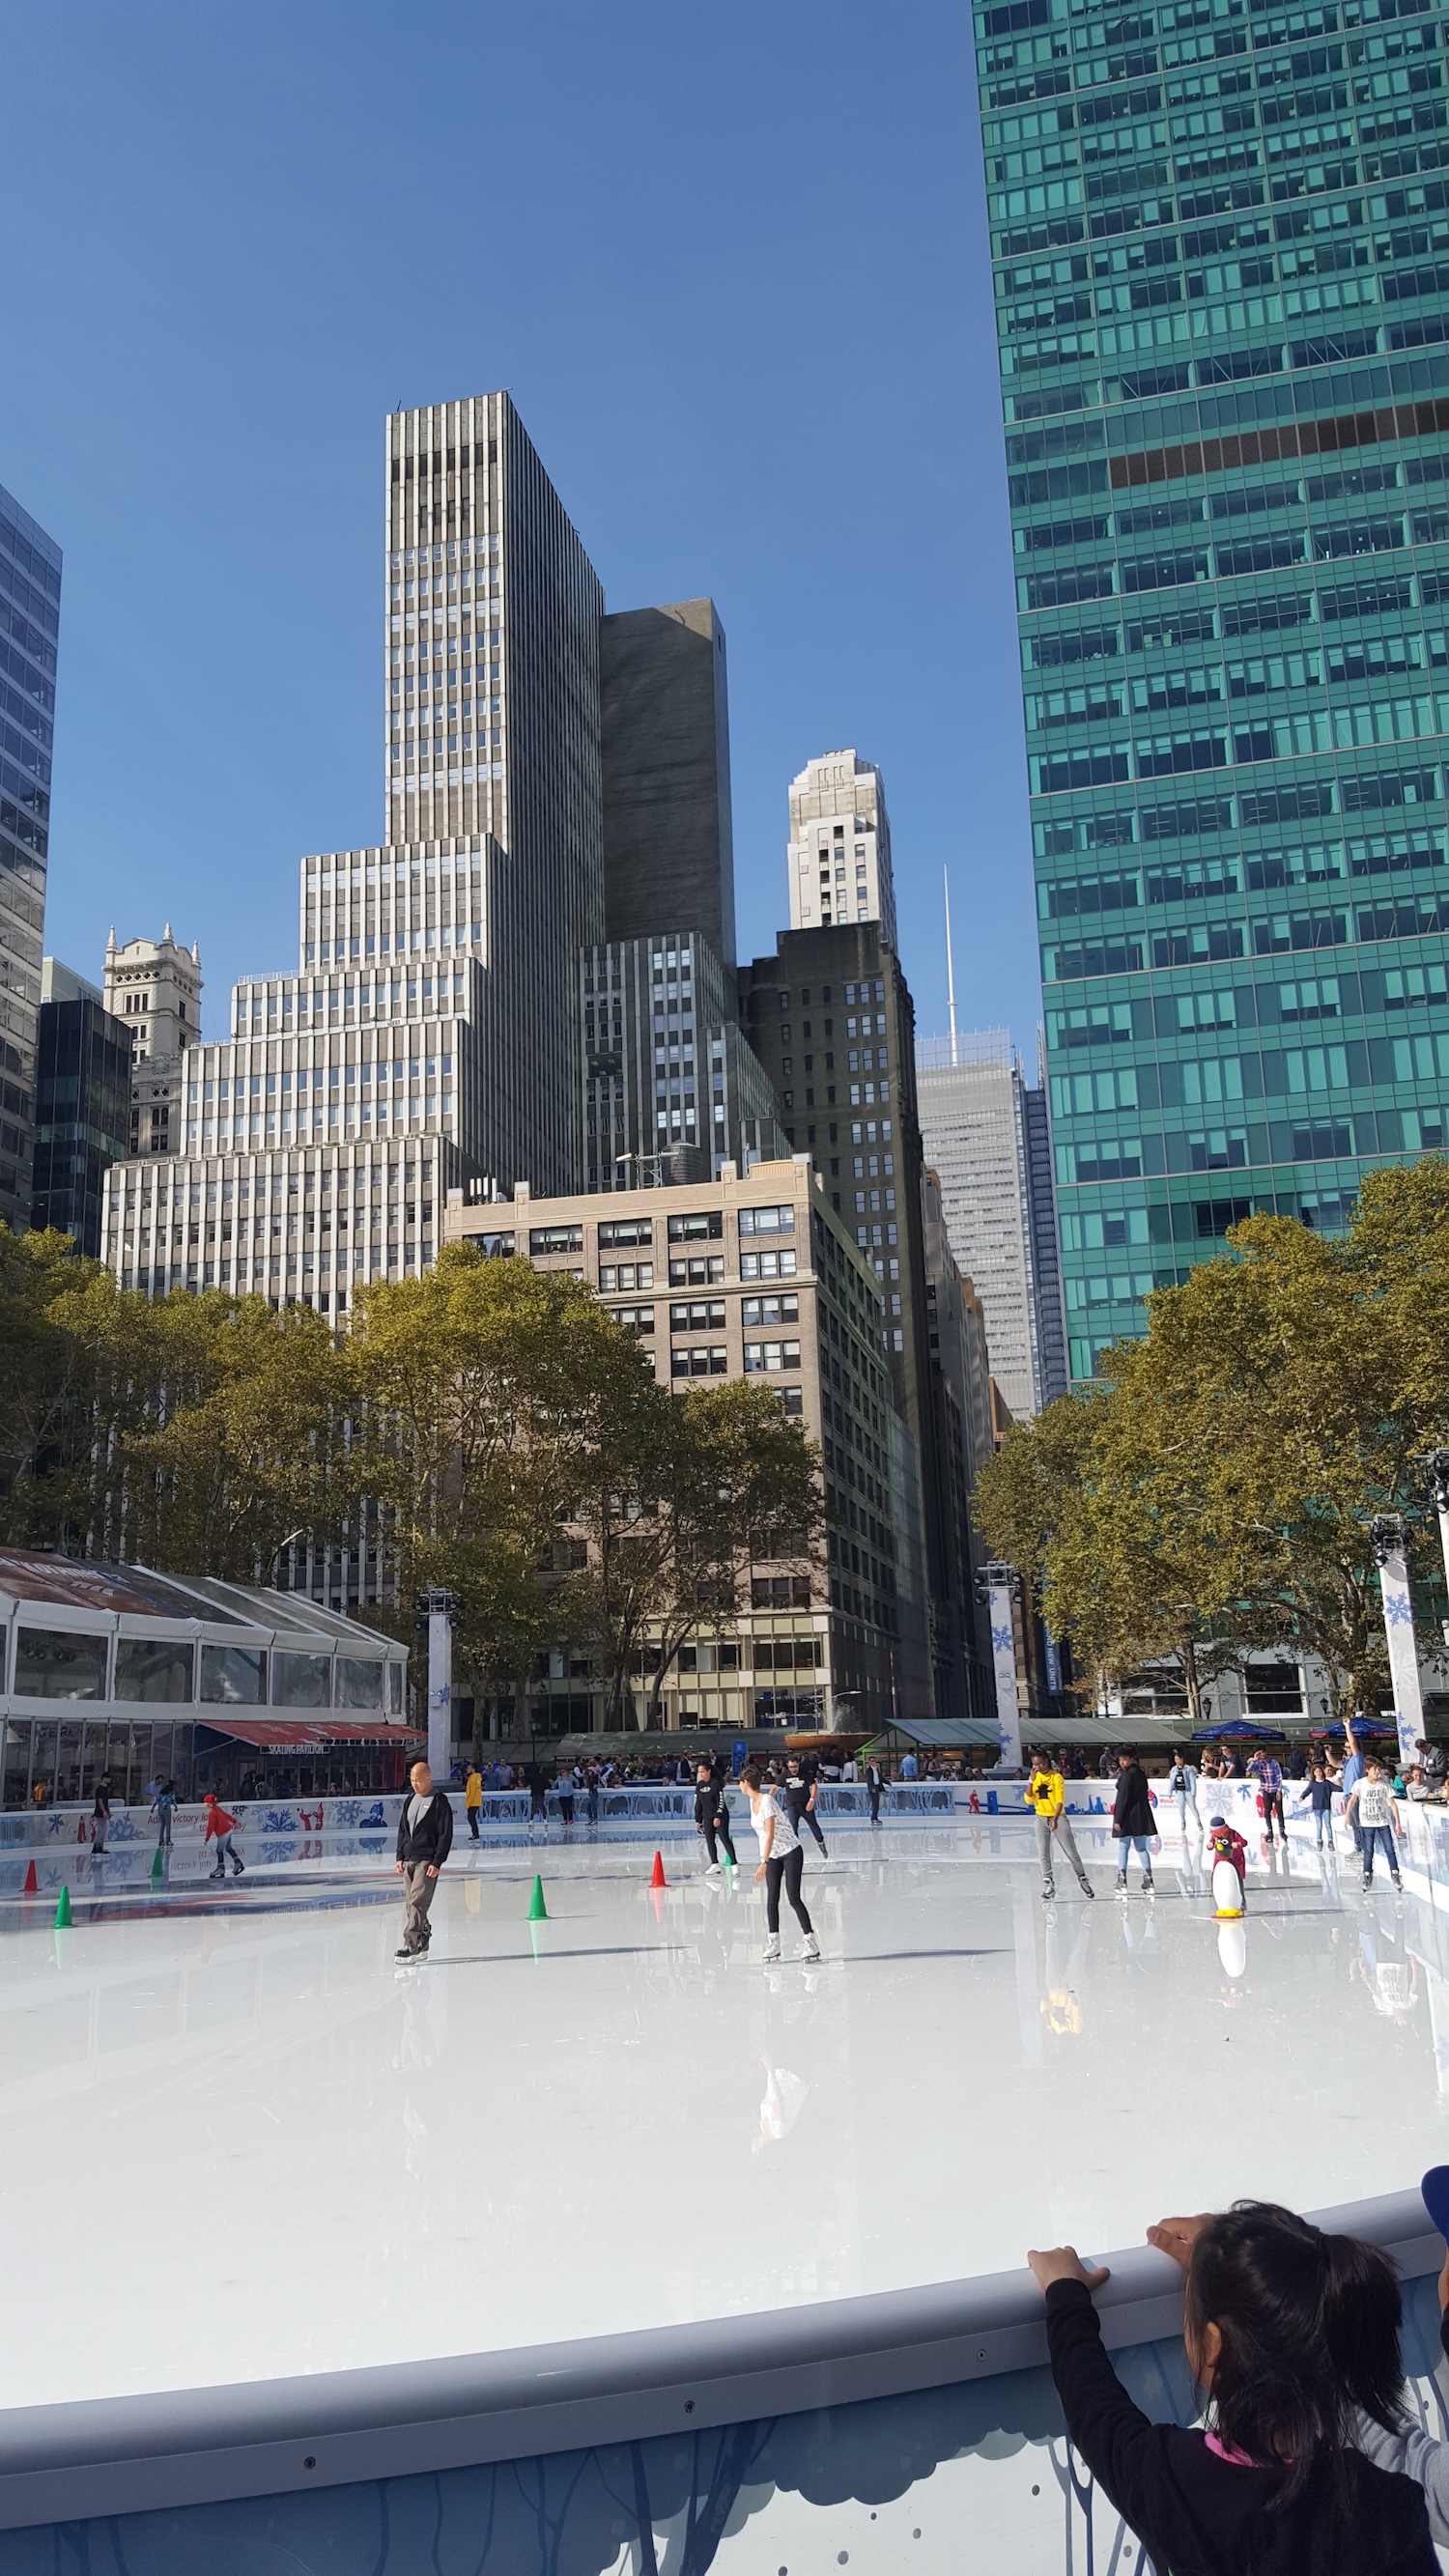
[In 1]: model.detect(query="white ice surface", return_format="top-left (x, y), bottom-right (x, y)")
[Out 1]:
top-left (1, 1814), bottom-right (1445, 2409)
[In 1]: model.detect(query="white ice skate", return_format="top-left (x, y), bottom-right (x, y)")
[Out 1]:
top-left (798, 1936), bottom-right (821, 1962)
top-left (762, 1934), bottom-right (781, 1963)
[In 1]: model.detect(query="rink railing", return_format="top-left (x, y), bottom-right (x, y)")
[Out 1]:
top-left (0, 2191), bottom-right (1440, 2570)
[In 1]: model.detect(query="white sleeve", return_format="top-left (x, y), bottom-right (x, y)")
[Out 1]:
top-left (1354, 2408), bottom-right (1449, 2543)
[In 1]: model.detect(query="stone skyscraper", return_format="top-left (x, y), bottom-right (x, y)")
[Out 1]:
top-left (0, 483), bottom-right (60, 1233)
top-left (786, 750), bottom-right (897, 946)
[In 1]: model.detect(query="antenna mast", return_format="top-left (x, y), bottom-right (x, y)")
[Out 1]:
top-left (944, 867), bottom-right (960, 1066)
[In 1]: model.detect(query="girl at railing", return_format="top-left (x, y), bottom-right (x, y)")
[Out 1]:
top-left (1028, 2202), bottom-right (1435, 2574)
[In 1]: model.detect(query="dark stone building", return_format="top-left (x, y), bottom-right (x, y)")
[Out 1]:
top-left (738, 924), bottom-right (986, 1724)
top-left (600, 601), bottom-right (735, 966)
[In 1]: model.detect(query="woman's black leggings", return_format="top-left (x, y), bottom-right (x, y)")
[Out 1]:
top-left (765, 1845), bottom-right (812, 1936)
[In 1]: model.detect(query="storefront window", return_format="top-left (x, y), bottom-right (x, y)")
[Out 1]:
top-left (335, 1658), bottom-right (383, 1709)
top-left (13, 1628), bottom-right (107, 1700)
top-left (271, 1653), bottom-right (329, 1708)
top-left (199, 1645), bottom-right (266, 1705)
top-left (388, 1662), bottom-right (403, 1713)
top-left (116, 1637), bottom-right (195, 1702)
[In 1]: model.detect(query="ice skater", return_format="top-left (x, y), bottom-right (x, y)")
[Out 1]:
top-left (1249, 1747), bottom-right (1287, 1845)
top-left (150, 1777), bottom-right (176, 1850)
top-left (740, 1761), bottom-right (819, 1964)
top-left (865, 1756), bottom-right (886, 1825)
top-left (783, 1753), bottom-right (827, 1857)
top-left (464, 1763), bottom-right (483, 1840)
top-left (394, 1758), bottom-right (453, 1960)
top-left (1111, 1749), bottom-right (1155, 1896)
top-left (1346, 1758), bottom-right (1404, 1895)
top-left (1300, 1760), bottom-right (1336, 1852)
top-left (202, 1793), bottom-right (245, 1880)
top-left (694, 1757), bottom-right (736, 1875)
top-left (1027, 1750), bottom-right (1094, 1902)
top-left (91, 1775), bottom-right (112, 1856)
top-left (1165, 1750), bottom-right (1198, 1840)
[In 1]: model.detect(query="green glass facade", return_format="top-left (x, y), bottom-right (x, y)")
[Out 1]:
top-left (978, 0), bottom-right (1449, 1375)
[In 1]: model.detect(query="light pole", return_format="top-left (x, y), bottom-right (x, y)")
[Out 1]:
top-left (975, 1561), bottom-right (1023, 1770)
top-left (414, 1589), bottom-right (462, 1776)
top-left (1368, 1514), bottom-right (1425, 1769)
top-left (1418, 1449), bottom-right (1449, 1612)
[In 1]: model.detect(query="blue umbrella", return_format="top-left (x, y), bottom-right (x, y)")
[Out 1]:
top-left (1191, 1717), bottom-right (1278, 1741)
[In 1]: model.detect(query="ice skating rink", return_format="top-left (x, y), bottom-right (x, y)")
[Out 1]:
top-left (1, 1809), bottom-right (1446, 2412)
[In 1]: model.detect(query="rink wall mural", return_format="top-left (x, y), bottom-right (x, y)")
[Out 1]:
top-left (0, 2269), bottom-right (1443, 2574)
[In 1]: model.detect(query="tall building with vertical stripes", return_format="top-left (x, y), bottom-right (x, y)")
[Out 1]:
top-left (978, 0), bottom-right (1449, 1377)
top-left (0, 482), bottom-right (60, 1234)
top-left (384, 395), bottom-right (604, 1196)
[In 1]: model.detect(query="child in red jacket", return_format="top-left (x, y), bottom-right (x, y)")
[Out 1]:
top-left (203, 1794), bottom-right (245, 1881)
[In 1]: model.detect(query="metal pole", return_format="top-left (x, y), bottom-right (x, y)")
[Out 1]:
top-left (1421, 1450), bottom-right (1449, 1602)
top-left (427, 1610), bottom-right (452, 1778)
top-left (944, 868), bottom-right (959, 1069)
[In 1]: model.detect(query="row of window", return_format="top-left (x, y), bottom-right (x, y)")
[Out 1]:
top-left (613, 1296), bottom-right (801, 1334)
top-left (669, 1341), bottom-right (803, 1374)
top-left (1043, 892), bottom-right (1449, 977)
top-left (1048, 959), bottom-right (1449, 1044)
top-left (1055, 1107), bottom-right (1447, 1181)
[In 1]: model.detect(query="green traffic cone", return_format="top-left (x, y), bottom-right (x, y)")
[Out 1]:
top-left (151, 1847), bottom-right (164, 1881)
top-left (527, 1874), bottom-right (548, 1923)
top-left (54, 1884), bottom-right (71, 1930)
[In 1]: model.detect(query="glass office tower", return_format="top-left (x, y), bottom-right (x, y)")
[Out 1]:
top-left (978, 0), bottom-right (1449, 1376)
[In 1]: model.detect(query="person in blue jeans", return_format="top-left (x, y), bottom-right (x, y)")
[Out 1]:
top-left (1111, 1750), bottom-right (1155, 1896)
top-left (1341, 1721), bottom-right (1367, 1857)
top-left (1300, 1761), bottom-right (1336, 1850)
top-left (1346, 1760), bottom-right (1404, 1891)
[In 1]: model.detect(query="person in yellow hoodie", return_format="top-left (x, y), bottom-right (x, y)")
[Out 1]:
top-left (464, 1762), bottom-right (484, 1841)
top-left (1027, 1750), bottom-right (1095, 1904)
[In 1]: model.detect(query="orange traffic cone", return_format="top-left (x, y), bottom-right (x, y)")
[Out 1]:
top-left (22, 1860), bottom-right (37, 1894)
top-left (649, 1849), bottom-right (667, 1890)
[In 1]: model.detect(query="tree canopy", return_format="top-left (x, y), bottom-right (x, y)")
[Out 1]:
top-left (973, 1160), bottom-right (1449, 1722)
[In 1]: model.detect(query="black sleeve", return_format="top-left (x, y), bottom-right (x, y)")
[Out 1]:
top-left (1044, 2282), bottom-right (1179, 2558)
top-left (433, 1795), bottom-right (453, 1865)
top-left (396, 1808), bottom-right (408, 1863)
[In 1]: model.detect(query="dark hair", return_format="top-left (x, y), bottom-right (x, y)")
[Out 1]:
top-left (1184, 2202), bottom-right (1406, 2500)
top-left (740, 1762), bottom-right (762, 1792)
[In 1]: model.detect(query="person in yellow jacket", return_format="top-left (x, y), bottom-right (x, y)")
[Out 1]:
top-left (464, 1763), bottom-right (483, 1841)
top-left (1026, 1751), bottom-right (1094, 1904)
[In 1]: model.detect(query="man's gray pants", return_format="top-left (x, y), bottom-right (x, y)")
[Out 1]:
top-left (1036, 1812), bottom-right (1089, 1890)
top-left (400, 1861), bottom-right (439, 1952)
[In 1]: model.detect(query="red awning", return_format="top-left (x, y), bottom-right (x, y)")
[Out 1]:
top-left (195, 1718), bottom-right (422, 1751)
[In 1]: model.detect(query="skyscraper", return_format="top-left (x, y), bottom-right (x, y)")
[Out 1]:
top-left (0, 482), bottom-right (60, 1234)
top-left (32, 960), bottom-right (130, 1256)
top-left (785, 750), bottom-right (897, 945)
top-left (600, 600), bottom-right (736, 965)
top-left (385, 395), bottom-right (604, 1196)
top-left (916, 1033), bottom-right (1069, 1417)
top-left (978, 0), bottom-right (1449, 1377)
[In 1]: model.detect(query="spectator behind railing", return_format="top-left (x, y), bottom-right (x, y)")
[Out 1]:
top-left (1028, 2201), bottom-right (1435, 2574)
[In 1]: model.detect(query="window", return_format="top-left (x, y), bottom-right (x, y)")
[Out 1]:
top-left (598, 1217), bottom-right (653, 1249)
top-left (115, 1637), bottom-right (194, 1702)
top-left (600, 1262), bottom-right (654, 1291)
top-left (611, 1305), bottom-right (655, 1334)
top-left (668, 1256), bottom-right (724, 1286)
top-left (271, 1653), bottom-right (330, 1708)
top-left (738, 1205), bottom-right (795, 1235)
top-left (670, 1300), bottom-right (725, 1330)
top-left (528, 1224), bottom-right (583, 1255)
top-left (742, 1294), bottom-right (799, 1326)
top-left (667, 1209), bottom-right (724, 1242)
top-left (13, 1628), bottom-right (107, 1700)
top-left (671, 1345), bottom-right (728, 1376)
top-left (200, 1645), bottom-right (267, 1706)
top-left (336, 1658), bottom-right (384, 1710)
top-left (740, 1249), bottom-right (797, 1280)
top-left (752, 1574), bottom-right (812, 1609)
top-left (745, 1340), bottom-right (802, 1373)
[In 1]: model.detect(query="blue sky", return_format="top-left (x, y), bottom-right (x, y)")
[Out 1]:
top-left (4, 0), bottom-right (1040, 1060)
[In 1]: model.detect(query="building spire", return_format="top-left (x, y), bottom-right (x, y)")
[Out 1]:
top-left (944, 867), bottom-right (959, 1068)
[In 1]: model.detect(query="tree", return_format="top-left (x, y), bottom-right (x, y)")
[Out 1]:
top-left (974, 1164), bottom-right (1449, 1724)
top-left (567, 1377), bottom-right (824, 1729)
top-left (351, 1246), bottom-right (663, 1727)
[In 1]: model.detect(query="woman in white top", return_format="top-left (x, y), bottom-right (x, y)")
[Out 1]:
top-left (740, 1763), bottom-right (820, 1964)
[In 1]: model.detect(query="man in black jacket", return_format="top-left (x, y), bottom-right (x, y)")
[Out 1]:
top-left (865, 1758), bottom-right (886, 1825)
top-left (394, 1759), bottom-right (454, 1960)
top-left (1111, 1749), bottom-right (1155, 1897)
